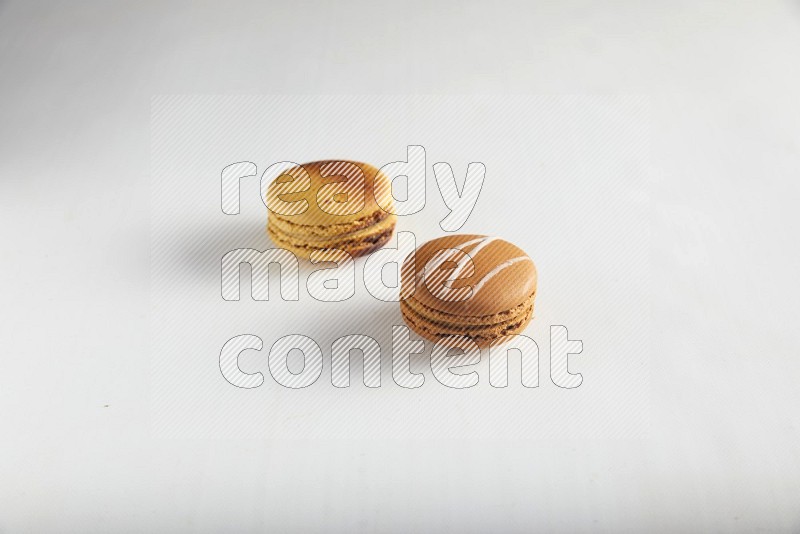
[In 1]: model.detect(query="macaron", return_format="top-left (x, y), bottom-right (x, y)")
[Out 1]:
top-left (266, 160), bottom-right (396, 258)
top-left (400, 235), bottom-right (537, 347)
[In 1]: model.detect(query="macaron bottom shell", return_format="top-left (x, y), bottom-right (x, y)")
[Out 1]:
top-left (267, 213), bottom-right (396, 259)
top-left (400, 292), bottom-right (535, 349)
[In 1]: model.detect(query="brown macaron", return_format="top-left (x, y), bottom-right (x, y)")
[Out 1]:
top-left (401, 235), bottom-right (537, 347)
top-left (266, 160), bottom-right (396, 258)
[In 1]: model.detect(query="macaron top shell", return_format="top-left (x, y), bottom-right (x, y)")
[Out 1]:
top-left (266, 160), bottom-right (393, 226)
top-left (402, 234), bottom-right (537, 317)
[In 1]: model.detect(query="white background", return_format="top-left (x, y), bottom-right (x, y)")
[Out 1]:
top-left (1, 1), bottom-right (799, 532)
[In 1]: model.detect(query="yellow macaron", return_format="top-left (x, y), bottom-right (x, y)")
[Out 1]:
top-left (266, 160), bottom-right (396, 258)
